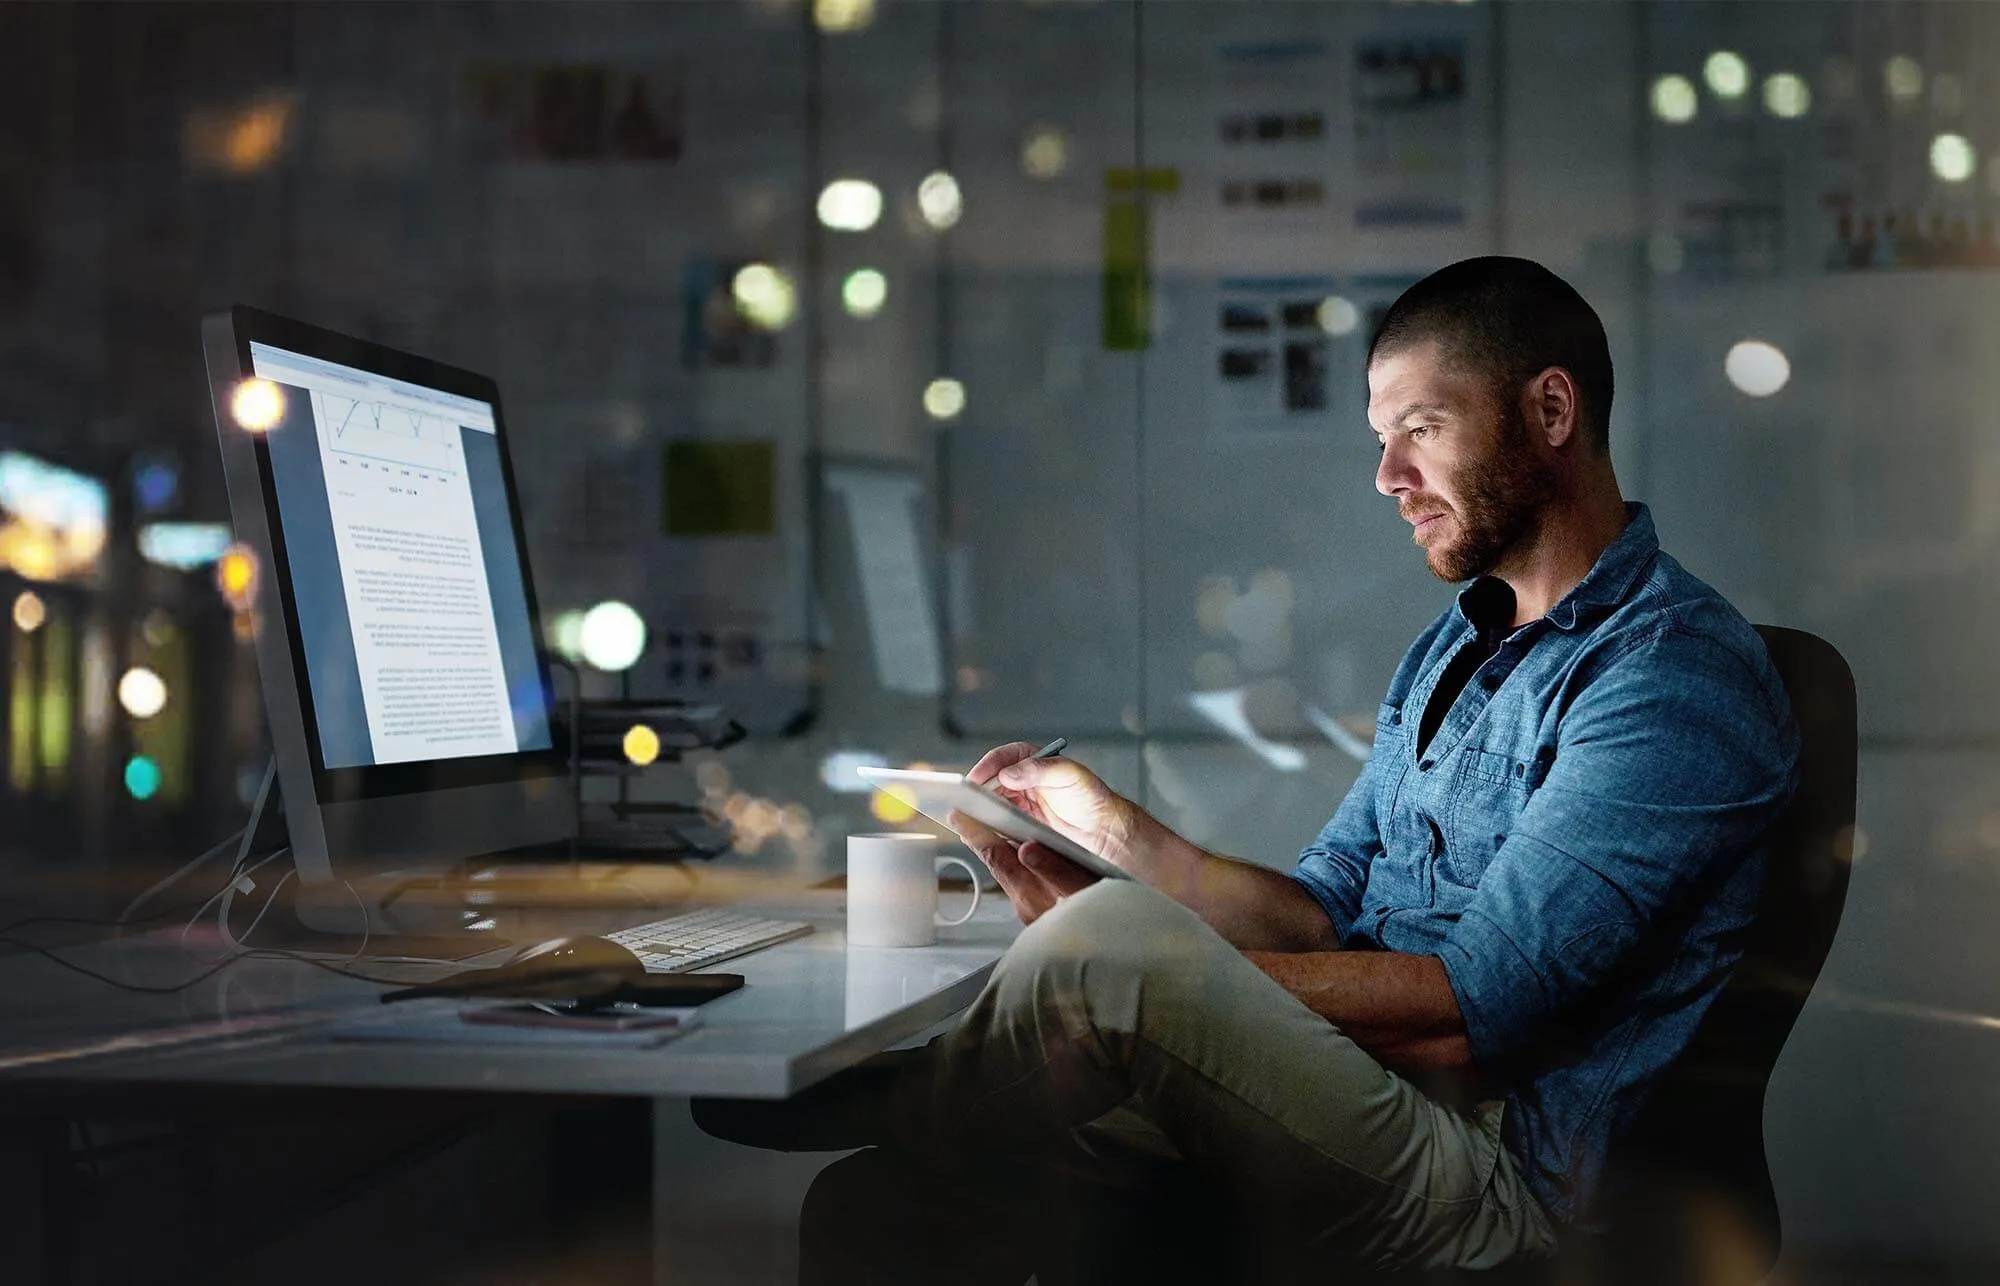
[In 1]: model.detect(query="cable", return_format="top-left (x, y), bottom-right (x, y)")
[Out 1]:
top-left (0, 934), bottom-right (259, 995)
top-left (232, 870), bottom-right (296, 951)
top-left (179, 850), bottom-right (290, 949)
top-left (115, 828), bottom-right (246, 926)
top-left (118, 758), bottom-right (277, 925)
top-left (6, 758), bottom-right (279, 941)
top-left (0, 891), bottom-right (231, 940)
top-left (0, 934), bottom-right (435, 998)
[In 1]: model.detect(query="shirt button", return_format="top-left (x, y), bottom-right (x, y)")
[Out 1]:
top-left (1419, 759), bottom-right (1434, 771)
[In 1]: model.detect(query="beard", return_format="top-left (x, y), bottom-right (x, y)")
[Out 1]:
top-left (1407, 401), bottom-right (1560, 583)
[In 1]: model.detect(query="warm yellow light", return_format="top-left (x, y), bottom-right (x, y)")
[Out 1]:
top-left (869, 787), bottom-right (919, 825)
top-left (216, 544), bottom-right (258, 609)
top-left (813, 0), bottom-right (875, 34)
top-left (623, 723), bottom-right (662, 767)
top-left (118, 666), bottom-right (169, 720)
top-left (225, 100), bottom-right (292, 172)
top-left (0, 524), bottom-right (64, 582)
top-left (230, 379), bottom-right (285, 432)
top-left (732, 263), bottom-right (798, 330)
top-left (842, 268), bottom-right (889, 318)
top-left (917, 171), bottom-right (963, 230)
top-left (923, 377), bottom-right (966, 421)
top-left (11, 590), bottom-right (45, 633)
top-left (184, 98), bottom-right (293, 174)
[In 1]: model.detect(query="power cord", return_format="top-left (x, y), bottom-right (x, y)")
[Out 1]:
top-left (0, 758), bottom-right (278, 940)
top-left (0, 935), bottom-right (425, 994)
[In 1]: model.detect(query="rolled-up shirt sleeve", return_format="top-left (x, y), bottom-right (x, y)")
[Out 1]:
top-left (1291, 752), bottom-right (1386, 943)
top-left (1435, 627), bottom-right (1800, 1077)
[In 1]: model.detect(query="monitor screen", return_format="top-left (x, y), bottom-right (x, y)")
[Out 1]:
top-left (248, 341), bottom-right (553, 771)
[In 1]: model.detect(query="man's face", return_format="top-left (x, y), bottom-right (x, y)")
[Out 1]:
top-left (1366, 340), bottom-right (1558, 583)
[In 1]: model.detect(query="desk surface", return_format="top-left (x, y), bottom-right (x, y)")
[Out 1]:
top-left (0, 892), bottom-right (1019, 1100)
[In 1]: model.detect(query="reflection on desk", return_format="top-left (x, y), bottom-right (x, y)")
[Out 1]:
top-left (0, 891), bottom-right (1019, 1100)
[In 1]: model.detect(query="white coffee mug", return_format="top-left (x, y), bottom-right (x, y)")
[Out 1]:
top-left (847, 833), bottom-right (982, 948)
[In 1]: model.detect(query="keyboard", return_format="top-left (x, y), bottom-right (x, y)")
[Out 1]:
top-left (604, 908), bottom-right (814, 974)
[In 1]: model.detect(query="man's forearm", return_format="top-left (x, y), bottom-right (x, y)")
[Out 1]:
top-left (1121, 829), bottom-right (1341, 952)
top-left (1243, 948), bottom-right (1477, 1078)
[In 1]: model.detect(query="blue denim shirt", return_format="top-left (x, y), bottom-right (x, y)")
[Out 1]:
top-left (1291, 504), bottom-right (1799, 1226)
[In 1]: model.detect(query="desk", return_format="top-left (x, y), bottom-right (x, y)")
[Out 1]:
top-left (0, 890), bottom-right (1021, 1285)
top-left (1, 890), bottom-right (1016, 1097)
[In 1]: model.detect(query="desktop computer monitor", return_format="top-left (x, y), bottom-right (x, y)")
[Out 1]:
top-left (201, 306), bottom-right (575, 933)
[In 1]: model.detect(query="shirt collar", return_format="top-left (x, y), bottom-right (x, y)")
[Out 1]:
top-left (1453, 502), bottom-right (1658, 636)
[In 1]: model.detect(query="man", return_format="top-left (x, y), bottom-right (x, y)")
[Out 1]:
top-left (697, 257), bottom-right (1800, 1282)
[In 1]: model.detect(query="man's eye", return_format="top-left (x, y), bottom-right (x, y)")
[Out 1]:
top-left (1409, 425), bottom-right (1434, 440)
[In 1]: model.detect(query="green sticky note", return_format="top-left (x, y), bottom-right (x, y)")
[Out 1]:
top-left (662, 440), bottom-right (776, 536)
top-left (1102, 196), bottom-right (1150, 351)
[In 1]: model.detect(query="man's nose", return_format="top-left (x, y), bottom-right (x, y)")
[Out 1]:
top-left (1376, 437), bottom-right (1417, 497)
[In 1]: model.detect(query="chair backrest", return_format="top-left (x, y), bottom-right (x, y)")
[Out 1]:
top-left (1604, 626), bottom-right (1857, 1277)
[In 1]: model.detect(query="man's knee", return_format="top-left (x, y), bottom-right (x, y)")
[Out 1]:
top-left (989, 881), bottom-right (1224, 1032)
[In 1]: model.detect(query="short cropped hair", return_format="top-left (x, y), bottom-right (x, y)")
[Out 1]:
top-left (1367, 257), bottom-right (1614, 450)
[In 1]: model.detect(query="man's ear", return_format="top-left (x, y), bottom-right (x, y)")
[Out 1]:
top-left (1525, 366), bottom-right (1580, 449)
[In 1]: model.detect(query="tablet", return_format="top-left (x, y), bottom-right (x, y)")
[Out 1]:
top-left (856, 767), bottom-right (1129, 881)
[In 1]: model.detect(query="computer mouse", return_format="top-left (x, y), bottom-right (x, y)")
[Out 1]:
top-left (508, 935), bottom-right (648, 983)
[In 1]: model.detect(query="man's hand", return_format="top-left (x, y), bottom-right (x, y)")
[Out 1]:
top-left (946, 811), bottom-right (1096, 926)
top-left (943, 742), bottom-right (1144, 925)
top-left (969, 742), bottom-right (1142, 866)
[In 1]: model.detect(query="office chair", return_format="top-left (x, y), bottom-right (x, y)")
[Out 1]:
top-left (1538, 625), bottom-right (1857, 1286)
top-left (1038, 627), bottom-right (1857, 1286)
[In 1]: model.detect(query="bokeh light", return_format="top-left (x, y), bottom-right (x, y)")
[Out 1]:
top-left (11, 590), bottom-right (45, 633)
top-left (547, 609), bottom-right (586, 662)
top-left (1021, 125), bottom-right (1068, 180)
top-left (1763, 73), bottom-right (1812, 119)
top-left (623, 723), bottom-right (662, 767)
top-left (1724, 340), bottom-right (1791, 398)
top-left (1317, 296), bottom-right (1360, 336)
top-left (230, 379), bottom-right (285, 432)
top-left (579, 600), bottom-right (647, 672)
top-left (817, 179), bottom-right (883, 231)
top-left (841, 268), bottom-right (889, 318)
top-left (917, 171), bottom-right (963, 230)
top-left (732, 263), bottom-right (798, 329)
top-left (813, 0), bottom-right (875, 34)
top-left (870, 787), bottom-right (919, 825)
top-left (821, 749), bottom-right (887, 793)
top-left (1931, 132), bottom-right (1975, 183)
top-left (216, 544), bottom-right (258, 611)
top-left (124, 755), bottom-right (162, 801)
top-left (118, 666), bottom-right (168, 719)
top-left (1884, 55), bottom-right (1924, 104)
top-left (1704, 51), bottom-right (1750, 99)
top-left (1651, 74), bottom-right (1698, 124)
top-left (922, 377), bottom-right (967, 421)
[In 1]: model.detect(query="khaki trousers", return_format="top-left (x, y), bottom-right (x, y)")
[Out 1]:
top-left (883, 879), bottom-right (1558, 1274)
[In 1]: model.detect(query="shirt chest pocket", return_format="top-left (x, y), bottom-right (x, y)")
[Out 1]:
top-left (1441, 747), bottom-right (1550, 888)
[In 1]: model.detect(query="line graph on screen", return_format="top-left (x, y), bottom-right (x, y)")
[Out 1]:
top-left (313, 391), bottom-right (462, 479)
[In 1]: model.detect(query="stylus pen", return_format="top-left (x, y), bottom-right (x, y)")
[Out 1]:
top-left (1032, 737), bottom-right (1069, 759)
